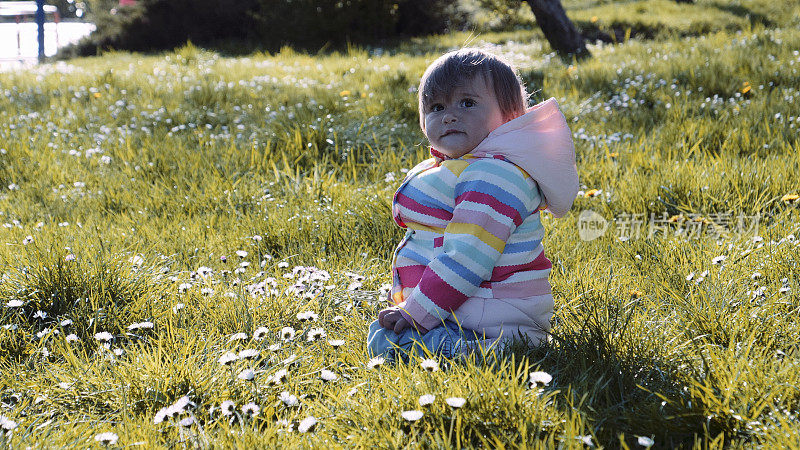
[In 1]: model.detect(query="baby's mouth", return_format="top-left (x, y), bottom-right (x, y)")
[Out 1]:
top-left (441, 130), bottom-right (463, 138)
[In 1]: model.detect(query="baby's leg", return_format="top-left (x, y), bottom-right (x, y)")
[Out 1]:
top-left (366, 319), bottom-right (477, 361)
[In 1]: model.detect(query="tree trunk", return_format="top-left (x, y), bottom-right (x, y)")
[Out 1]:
top-left (526, 0), bottom-right (588, 58)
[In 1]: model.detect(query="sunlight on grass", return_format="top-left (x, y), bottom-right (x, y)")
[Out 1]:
top-left (0, 3), bottom-right (799, 446)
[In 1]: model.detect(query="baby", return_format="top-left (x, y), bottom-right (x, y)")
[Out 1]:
top-left (367, 48), bottom-right (579, 361)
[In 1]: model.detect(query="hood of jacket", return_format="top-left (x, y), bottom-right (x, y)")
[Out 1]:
top-left (455, 97), bottom-right (579, 218)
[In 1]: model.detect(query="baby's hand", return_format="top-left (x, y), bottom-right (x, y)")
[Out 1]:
top-left (378, 306), bottom-right (429, 335)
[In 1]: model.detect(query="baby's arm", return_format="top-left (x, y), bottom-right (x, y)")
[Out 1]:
top-left (397, 159), bottom-right (540, 330)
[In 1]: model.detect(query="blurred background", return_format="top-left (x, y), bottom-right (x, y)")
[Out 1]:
top-left (0, 0), bottom-right (579, 66)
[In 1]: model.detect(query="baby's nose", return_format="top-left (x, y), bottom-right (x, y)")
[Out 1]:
top-left (443, 113), bottom-right (457, 123)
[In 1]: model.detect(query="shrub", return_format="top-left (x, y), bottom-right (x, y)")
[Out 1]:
top-left (63, 0), bottom-right (459, 56)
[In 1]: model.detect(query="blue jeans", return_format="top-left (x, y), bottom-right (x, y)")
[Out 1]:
top-left (367, 319), bottom-right (484, 361)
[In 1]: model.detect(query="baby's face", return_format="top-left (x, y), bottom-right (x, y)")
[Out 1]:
top-left (422, 75), bottom-right (505, 159)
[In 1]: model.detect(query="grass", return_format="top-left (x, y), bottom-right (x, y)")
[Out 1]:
top-left (1, 0), bottom-right (799, 447)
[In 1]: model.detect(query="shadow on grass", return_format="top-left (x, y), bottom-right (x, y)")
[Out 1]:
top-left (498, 291), bottom-right (728, 448)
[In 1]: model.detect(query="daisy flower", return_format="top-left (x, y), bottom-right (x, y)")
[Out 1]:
top-left (241, 403), bottom-right (259, 418)
top-left (401, 410), bottom-right (423, 421)
top-left (238, 349), bottom-right (259, 360)
top-left (418, 394), bottom-right (435, 406)
top-left (267, 369), bottom-right (288, 385)
top-left (445, 397), bottom-right (467, 408)
top-left (179, 417), bottom-right (195, 427)
top-left (279, 391), bottom-right (299, 407)
top-left (367, 357), bottom-right (385, 369)
top-left (637, 436), bottom-right (655, 447)
top-left (238, 369), bottom-right (255, 381)
top-left (306, 327), bottom-right (326, 342)
top-left (218, 352), bottom-right (238, 365)
top-left (327, 339), bottom-right (345, 348)
top-left (253, 326), bottom-right (269, 340)
top-left (296, 310), bottom-right (318, 322)
top-left (0, 415), bottom-right (17, 431)
top-left (220, 400), bottom-right (236, 417)
top-left (420, 358), bottom-right (439, 372)
top-left (280, 326), bottom-right (296, 341)
top-left (229, 332), bottom-right (248, 342)
top-left (529, 371), bottom-right (553, 387)
top-left (319, 370), bottom-right (338, 382)
top-left (94, 432), bottom-right (118, 445)
top-left (94, 332), bottom-right (113, 342)
top-left (298, 416), bottom-right (317, 433)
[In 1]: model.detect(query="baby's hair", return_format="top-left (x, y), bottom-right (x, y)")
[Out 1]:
top-left (418, 48), bottom-right (528, 131)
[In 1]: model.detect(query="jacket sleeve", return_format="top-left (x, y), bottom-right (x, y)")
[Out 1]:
top-left (398, 159), bottom-right (541, 330)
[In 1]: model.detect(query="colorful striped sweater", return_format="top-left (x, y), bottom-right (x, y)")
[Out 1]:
top-left (390, 98), bottom-right (579, 331)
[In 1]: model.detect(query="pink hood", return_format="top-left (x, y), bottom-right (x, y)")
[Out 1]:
top-left (467, 97), bottom-right (579, 218)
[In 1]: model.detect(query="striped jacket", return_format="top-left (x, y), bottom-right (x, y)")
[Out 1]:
top-left (391, 98), bottom-right (579, 332)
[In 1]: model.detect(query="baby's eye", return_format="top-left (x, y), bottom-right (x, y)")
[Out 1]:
top-left (430, 103), bottom-right (444, 112)
top-left (460, 98), bottom-right (476, 108)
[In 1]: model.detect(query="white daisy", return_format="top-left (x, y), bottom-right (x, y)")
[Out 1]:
top-left (238, 349), bottom-right (259, 360)
top-left (241, 402), bottom-right (259, 417)
top-left (94, 332), bottom-right (113, 342)
top-left (253, 326), bottom-right (269, 340)
top-left (418, 394), bottom-right (435, 406)
top-left (401, 410), bottom-right (423, 421)
top-left (367, 357), bottom-right (385, 369)
top-left (711, 255), bottom-right (726, 265)
top-left (5, 299), bottom-right (23, 308)
top-left (0, 415), bottom-right (17, 431)
top-left (238, 369), bottom-right (256, 381)
top-left (66, 334), bottom-right (79, 342)
top-left (279, 391), bottom-right (299, 407)
top-left (327, 339), bottom-right (345, 348)
top-left (445, 397), bottom-right (467, 408)
top-left (94, 432), bottom-right (118, 445)
top-left (267, 369), bottom-right (288, 385)
top-left (298, 416), bottom-right (317, 433)
top-left (296, 310), bottom-right (318, 322)
top-left (420, 358), bottom-right (439, 372)
top-left (306, 327), bottom-right (326, 341)
top-left (179, 416), bottom-right (195, 427)
top-left (280, 327), bottom-right (296, 341)
top-left (637, 436), bottom-right (655, 447)
top-left (319, 370), bottom-right (338, 382)
top-left (236, 250), bottom-right (248, 258)
top-left (218, 352), bottom-right (238, 365)
top-left (228, 332), bottom-right (248, 342)
top-left (529, 371), bottom-right (553, 386)
top-left (220, 400), bottom-right (236, 417)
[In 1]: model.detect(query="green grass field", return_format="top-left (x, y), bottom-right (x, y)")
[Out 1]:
top-left (1, 0), bottom-right (799, 447)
